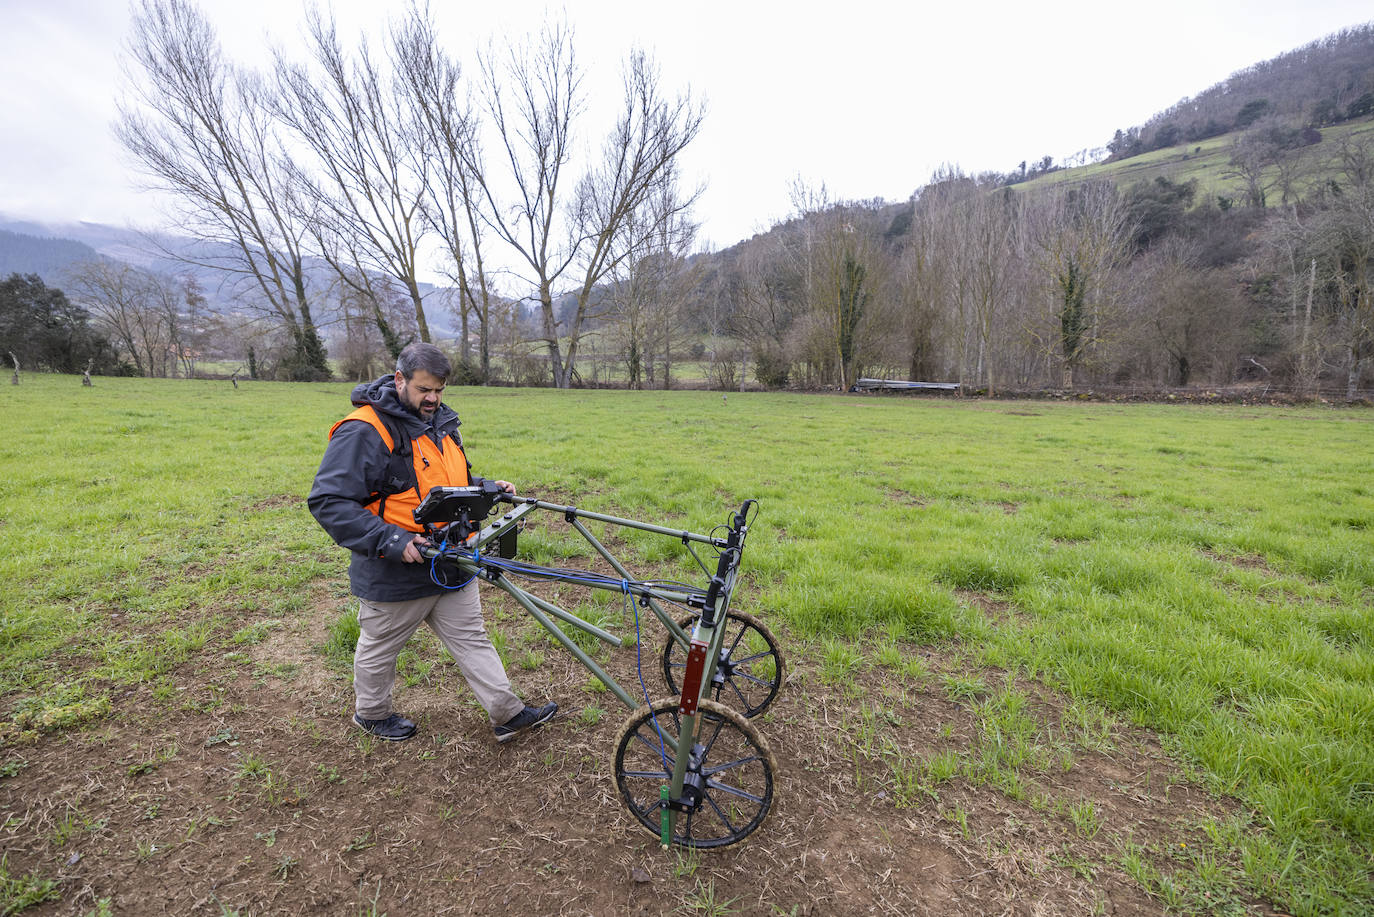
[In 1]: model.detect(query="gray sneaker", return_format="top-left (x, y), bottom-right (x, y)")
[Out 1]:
top-left (493, 702), bottom-right (558, 743)
top-left (352, 712), bottom-right (417, 741)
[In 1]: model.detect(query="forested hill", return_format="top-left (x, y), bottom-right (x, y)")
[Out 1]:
top-left (1106, 22), bottom-right (1374, 160)
top-left (0, 229), bottom-right (101, 280)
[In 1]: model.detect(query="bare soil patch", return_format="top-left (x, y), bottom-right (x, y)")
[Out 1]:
top-left (0, 585), bottom-right (1282, 916)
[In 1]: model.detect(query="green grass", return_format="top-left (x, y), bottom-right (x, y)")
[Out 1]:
top-left (1, 375), bottom-right (1371, 914)
top-left (0, 855), bottom-right (60, 913)
top-left (1020, 114), bottom-right (1374, 203)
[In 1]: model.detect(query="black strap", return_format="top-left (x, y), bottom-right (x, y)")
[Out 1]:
top-left (375, 410), bottom-right (412, 458)
top-left (366, 409), bottom-right (466, 518)
top-left (365, 409), bottom-right (416, 519)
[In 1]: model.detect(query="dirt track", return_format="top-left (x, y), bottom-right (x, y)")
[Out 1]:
top-left (1, 583), bottom-right (1274, 916)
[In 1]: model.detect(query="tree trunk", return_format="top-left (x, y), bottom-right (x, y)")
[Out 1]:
top-left (539, 282), bottom-right (569, 388)
top-left (1299, 258), bottom-right (1316, 396)
top-left (460, 299), bottom-right (470, 364)
top-left (479, 299), bottom-right (491, 383)
top-left (406, 280), bottom-right (431, 344)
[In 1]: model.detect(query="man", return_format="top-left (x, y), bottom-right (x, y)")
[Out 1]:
top-left (309, 342), bottom-right (556, 743)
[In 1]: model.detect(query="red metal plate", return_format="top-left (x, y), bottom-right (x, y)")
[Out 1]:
top-left (677, 643), bottom-right (710, 716)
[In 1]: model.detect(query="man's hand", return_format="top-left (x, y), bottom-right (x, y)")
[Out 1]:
top-left (401, 534), bottom-right (431, 563)
top-left (493, 480), bottom-right (516, 495)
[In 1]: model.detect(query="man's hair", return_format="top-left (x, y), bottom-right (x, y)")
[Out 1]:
top-left (396, 342), bottom-right (451, 382)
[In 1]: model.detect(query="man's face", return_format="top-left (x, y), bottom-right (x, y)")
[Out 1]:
top-left (395, 369), bottom-right (446, 418)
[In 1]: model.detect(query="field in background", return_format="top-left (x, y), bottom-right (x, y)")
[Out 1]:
top-left (193, 347), bottom-right (724, 390)
top-left (0, 375), bottom-right (1371, 915)
top-left (1020, 115), bottom-right (1374, 201)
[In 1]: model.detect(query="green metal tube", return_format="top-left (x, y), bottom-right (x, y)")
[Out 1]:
top-left (659, 786), bottom-right (671, 847)
top-left (505, 497), bottom-right (726, 547)
top-left (448, 558), bottom-right (623, 648)
top-left (569, 518), bottom-right (692, 648)
top-left (469, 501), bottom-right (536, 550)
top-left (524, 591), bottom-right (624, 648)
top-left (668, 709), bottom-right (695, 834)
top-left (490, 575), bottom-right (643, 714)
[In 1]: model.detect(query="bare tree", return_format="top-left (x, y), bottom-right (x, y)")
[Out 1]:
top-left (273, 8), bottom-right (435, 345)
top-left (66, 260), bottom-right (151, 375)
top-left (893, 169), bottom-right (991, 386)
top-left (469, 24), bottom-right (703, 388)
top-left (798, 203), bottom-right (888, 391)
top-left (176, 275), bottom-right (207, 377)
top-left (949, 188), bottom-right (1023, 395)
top-left (778, 181), bottom-right (841, 387)
top-left (333, 279), bottom-right (405, 381)
top-left (65, 260), bottom-right (185, 377)
top-left (900, 167), bottom-right (1000, 391)
top-left (605, 186), bottom-right (699, 388)
top-left (1130, 239), bottom-right (1249, 386)
top-left (726, 235), bottom-right (803, 388)
top-left (117, 0), bottom-right (329, 379)
top-left (1224, 131), bottom-right (1277, 209)
top-left (565, 52), bottom-right (703, 388)
top-left (1028, 181), bottom-right (1135, 388)
top-left (1223, 121), bottom-right (1313, 209)
top-left (1311, 136), bottom-right (1374, 399)
top-left (392, 7), bottom-right (497, 379)
top-left (1264, 206), bottom-right (1326, 395)
top-left (895, 199), bottom-right (953, 383)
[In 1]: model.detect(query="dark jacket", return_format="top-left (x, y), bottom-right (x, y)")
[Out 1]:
top-left (308, 376), bottom-right (475, 602)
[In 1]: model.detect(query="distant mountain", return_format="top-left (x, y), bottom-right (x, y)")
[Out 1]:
top-left (0, 213), bottom-right (463, 338)
top-left (1105, 22), bottom-right (1374, 160)
top-left (0, 214), bottom-right (177, 278)
top-left (0, 228), bottom-right (103, 280)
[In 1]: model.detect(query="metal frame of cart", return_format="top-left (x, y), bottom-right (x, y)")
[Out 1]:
top-left (419, 492), bottom-right (784, 848)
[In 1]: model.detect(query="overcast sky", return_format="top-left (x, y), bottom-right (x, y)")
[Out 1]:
top-left (3, 0), bottom-right (1373, 257)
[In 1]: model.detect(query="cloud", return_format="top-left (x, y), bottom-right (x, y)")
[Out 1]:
top-left (3, 0), bottom-right (1372, 247)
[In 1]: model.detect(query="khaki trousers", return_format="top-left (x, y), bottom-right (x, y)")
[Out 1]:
top-left (354, 582), bottom-right (524, 725)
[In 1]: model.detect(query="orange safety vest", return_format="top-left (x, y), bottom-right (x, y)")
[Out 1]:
top-left (329, 405), bottom-right (470, 532)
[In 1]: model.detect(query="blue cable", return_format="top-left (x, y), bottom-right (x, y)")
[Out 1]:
top-left (627, 588), bottom-right (671, 770)
top-left (429, 536), bottom-right (474, 590)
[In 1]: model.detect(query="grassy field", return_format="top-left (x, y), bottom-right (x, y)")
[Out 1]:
top-left (1020, 115), bottom-right (1374, 202)
top-left (1, 375), bottom-right (1371, 915)
top-left (195, 349), bottom-right (724, 389)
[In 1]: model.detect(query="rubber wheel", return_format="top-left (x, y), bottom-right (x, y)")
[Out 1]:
top-left (662, 611), bottom-right (785, 718)
top-left (613, 698), bottom-right (777, 849)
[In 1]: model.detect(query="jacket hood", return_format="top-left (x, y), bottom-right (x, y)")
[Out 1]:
top-left (349, 375), bottom-right (460, 435)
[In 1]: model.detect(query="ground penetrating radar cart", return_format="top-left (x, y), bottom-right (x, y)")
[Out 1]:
top-left (414, 483), bottom-right (784, 848)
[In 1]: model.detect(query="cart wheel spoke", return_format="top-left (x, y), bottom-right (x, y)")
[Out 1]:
top-left (698, 713), bottom-right (728, 757)
top-left (731, 650), bottom-right (774, 667)
top-left (661, 611), bottom-right (786, 718)
top-left (705, 777), bottom-right (766, 806)
top-left (613, 699), bottom-right (776, 849)
top-left (703, 754), bottom-right (762, 779)
top-left (704, 794), bottom-right (739, 835)
top-left (723, 678), bottom-right (747, 710)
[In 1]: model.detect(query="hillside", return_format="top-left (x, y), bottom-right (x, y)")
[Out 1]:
top-left (1016, 113), bottom-right (1374, 203)
top-left (0, 229), bottom-right (102, 279)
top-left (975, 23), bottom-right (1374, 194)
top-left (1115, 22), bottom-right (1374, 159)
top-left (0, 216), bottom-right (462, 341)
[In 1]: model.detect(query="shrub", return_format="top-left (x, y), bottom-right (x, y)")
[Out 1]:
top-left (753, 351), bottom-right (790, 389)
